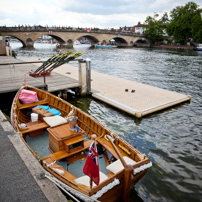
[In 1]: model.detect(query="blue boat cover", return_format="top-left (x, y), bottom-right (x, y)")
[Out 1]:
top-left (34, 105), bottom-right (50, 110)
top-left (47, 108), bottom-right (61, 116)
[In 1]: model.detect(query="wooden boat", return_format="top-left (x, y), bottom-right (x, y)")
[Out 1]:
top-left (56, 44), bottom-right (73, 48)
top-left (11, 85), bottom-right (152, 202)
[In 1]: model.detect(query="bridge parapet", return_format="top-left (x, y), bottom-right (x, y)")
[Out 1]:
top-left (0, 26), bottom-right (143, 37)
top-left (0, 26), bottom-right (149, 47)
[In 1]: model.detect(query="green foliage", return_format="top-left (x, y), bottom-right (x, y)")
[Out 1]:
top-left (166, 39), bottom-right (173, 45)
top-left (0, 32), bottom-right (2, 36)
top-left (167, 1), bottom-right (202, 44)
top-left (192, 11), bottom-right (202, 42)
top-left (143, 1), bottom-right (202, 45)
top-left (143, 12), bottom-right (168, 47)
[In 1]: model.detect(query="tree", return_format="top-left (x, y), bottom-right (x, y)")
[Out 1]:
top-left (192, 10), bottom-right (202, 42)
top-left (143, 12), bottom-right (168, 47)
top-left (167, 1), bottom-right (200, 44)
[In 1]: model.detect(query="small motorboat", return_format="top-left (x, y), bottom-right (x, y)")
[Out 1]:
top-left (193, 44), bottom-right (202, 51)
top-left (95, 43), bottom-right (117, 49)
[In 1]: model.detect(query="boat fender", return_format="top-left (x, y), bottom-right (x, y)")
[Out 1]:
top-left (53, 168), bottom-right (64, 175)
top-left (67, 105), bottom-right (75, 116)
top-left (18, 123), bottom-right (27, 128)
top-left (46, 160), bottom-right (56, 167)
top-left (92, 178), bottom-right (120, 200)
top-left (133, 162), bottom-right (152, 175)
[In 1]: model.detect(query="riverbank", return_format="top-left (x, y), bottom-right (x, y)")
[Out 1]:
top-left (153, 44), bottom-right (193, 50)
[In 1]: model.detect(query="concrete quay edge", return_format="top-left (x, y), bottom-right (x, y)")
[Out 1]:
top-left (0, 110), bottom-right (68, 202)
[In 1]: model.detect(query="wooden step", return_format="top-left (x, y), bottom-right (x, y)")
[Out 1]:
top-left (44, 150), bottom-right (69, 161)
top-left (64, 136), bottom-right (85, 146)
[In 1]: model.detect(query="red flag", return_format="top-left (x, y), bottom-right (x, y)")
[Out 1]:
top-left (83, 140), bottom-right (100, 185)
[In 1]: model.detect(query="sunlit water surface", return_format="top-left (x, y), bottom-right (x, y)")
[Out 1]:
top-left (10, 42), bottom-right (202, 202)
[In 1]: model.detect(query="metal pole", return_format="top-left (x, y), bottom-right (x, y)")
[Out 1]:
top-left (43, 66), bottom-right (46, 86)
top-left (86, 58), bottom-right (91, 95)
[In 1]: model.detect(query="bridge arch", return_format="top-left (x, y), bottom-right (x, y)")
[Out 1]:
top-left (72, 33), bottom-right (129, 47)
top-left (1, 34), bottom-right (26, 47)
top-left (67, 39), bottom-right (73, 45)
top-left (72, 34), bottom-right (99, 45)
top-left (49, 34), bottom-right (65, 44)
top-left (112, 37), bottom-right (128, 47)
top-left (26, 38), bottom-right (33, 47)
top-left (133, 38), bottom-right (150, 47)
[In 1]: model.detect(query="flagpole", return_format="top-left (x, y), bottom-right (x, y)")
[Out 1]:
top-left (89, 134), bottom-right (97, 191)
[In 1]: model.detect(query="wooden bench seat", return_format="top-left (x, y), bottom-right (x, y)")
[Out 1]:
top-left (43, 157), bottom-right (77, 181)
top-left (20, 122), bottom-right (49, 134)
top-left (43, 158), bottom-right (89, 192)
top-left (18, 100), bottom-right (49, 110)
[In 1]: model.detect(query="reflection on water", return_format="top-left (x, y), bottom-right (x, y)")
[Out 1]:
top-left (11, 42), bottom-right (202, 202)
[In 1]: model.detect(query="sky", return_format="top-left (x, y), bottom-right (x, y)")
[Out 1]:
top-left (0, 0), bottom-right (201, 29)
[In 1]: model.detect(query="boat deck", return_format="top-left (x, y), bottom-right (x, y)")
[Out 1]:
top-left (26, 130), bottom-right (108, 178)
top-left (53, 63), bottom-right (191, 118)
top-left (0, 56), bottom-right (46, 93)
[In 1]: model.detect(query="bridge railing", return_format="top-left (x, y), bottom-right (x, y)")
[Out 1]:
top-left (0, 26), bottom-right (144, 37)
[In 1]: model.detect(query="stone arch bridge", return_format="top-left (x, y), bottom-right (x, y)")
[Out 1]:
top-left (0, 27), bottom-right (150, 47)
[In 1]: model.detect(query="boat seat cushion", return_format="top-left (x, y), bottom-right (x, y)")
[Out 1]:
top-left (106, 156), bottom-right (136, 174)
top-left (43, 115), bottom-right (67, 127)
top-left (47, 108), bottom-right (61, 116)
top-left (74, 171), bottom-right (108, 187)
top-left (19, 89), bottom-right (39, 104)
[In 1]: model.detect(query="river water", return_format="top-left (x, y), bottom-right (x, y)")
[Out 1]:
top-left (10, 42), bottom-right (202, 202)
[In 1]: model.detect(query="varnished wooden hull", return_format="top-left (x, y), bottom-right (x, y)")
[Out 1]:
top-left (57, 44), bottom-right (73, 48)
top-left (11, 85), bottom-right (151, 202)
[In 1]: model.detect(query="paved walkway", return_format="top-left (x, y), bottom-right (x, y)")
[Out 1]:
top-left (0, 111), bottom-right (67, 202)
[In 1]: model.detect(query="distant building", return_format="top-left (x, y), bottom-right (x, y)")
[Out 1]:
top-left (134, 22), bottom-right (146, 35)
top-left (119, 22), bottom-right (146, 35)
top-left (119, 26), bottom-right (134, 33)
